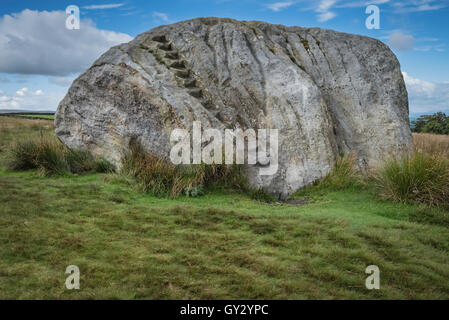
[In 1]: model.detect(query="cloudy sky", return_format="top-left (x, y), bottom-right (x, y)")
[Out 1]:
top-left (0, 0), bottom-right (448, 116)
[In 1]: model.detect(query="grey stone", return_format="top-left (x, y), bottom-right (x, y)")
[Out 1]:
top-left (55, 17), bottom-right (413, 198)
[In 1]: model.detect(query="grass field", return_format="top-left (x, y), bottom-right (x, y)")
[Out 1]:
top-left (0, 114), bottom-right (54, 121)
top-left (17, 114), bottom-right (55, 120)
top-left (0, 117), bottom-right (448, 299)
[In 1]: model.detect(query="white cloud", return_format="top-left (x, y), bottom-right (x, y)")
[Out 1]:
top-left (318, 0), bottom-right (337, 12)
top-left (403, 72), bottom-right (436, 97)
top-left (403, 72), bottom-right (449, 114)
top-left (412, 4), bottom-right (445, 11)
top-left (317, 11), bottom-right (337, 22)
top-left (392, 0), bottom-right (447, 12)
top-left (0, 9), bottom-right (133, 76)
top-left (152, 12), bottom-right (170, 23)
top-left (266, 1), bottom-right (295, 12)
top-left (0, 87), bottom-right (63, 111)
top-left (316, 0), bottom-right (338, 22)
top-left (299, 0), bottom-right (445, 22)
top-left (388, 31), bottom-right (415, 51)
top-left (415, 43), bottom-right (446, 52)
top-left (16, 87), bottom-right (28, 96)
top-left (337, 0), bottom-right (390, 8)
top-left (14, 87), bottom-right (44, 97)
top-left (82, 3), bottom-right (125, 10)
top-left (383, 32), bottom-right (445, 53)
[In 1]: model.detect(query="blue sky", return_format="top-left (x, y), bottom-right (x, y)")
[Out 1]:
top-left (0, 0), bottom-right (448, 116)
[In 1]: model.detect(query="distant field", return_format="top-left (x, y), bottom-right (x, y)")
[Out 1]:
top-left (17, 114), bottom-right (54, 120)
top-left (413, 132), bottom-right (449, 156)
top-left (0, 117), bottom-right (448, 300)
top-left (0, 113), bottom-right (54, 120)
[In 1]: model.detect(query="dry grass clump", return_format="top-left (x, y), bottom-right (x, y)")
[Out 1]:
top-left (375, 133), bottom-right (449, 208)
top-left (120, 142), bottom-right (248, 197)
top-left (6, 137), bottom-right (115, 176)
top-left (413, 133), bottom-right (449, 156)
top-left (375, 152), bottom-right (449, 207)
top-left (304, 134), bottom-right (449, 208)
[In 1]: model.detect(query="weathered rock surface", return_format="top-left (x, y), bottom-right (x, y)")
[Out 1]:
top-left (55, 17), bottom-right (413, 198)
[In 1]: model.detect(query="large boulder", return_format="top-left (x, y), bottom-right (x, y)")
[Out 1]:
top-left (55, 17), bottom-right (412, 198)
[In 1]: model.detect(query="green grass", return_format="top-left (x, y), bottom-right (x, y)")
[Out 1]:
top-left (1, 168), bottom-right (448, 299)
top-left (18, 114), bottom-right (55, 120)
top-left (0, 117), bottom-right (448, 299)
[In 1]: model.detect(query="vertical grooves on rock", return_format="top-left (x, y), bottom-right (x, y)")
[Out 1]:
top-left (205, 27), bottom-right (217, 70)
top-left (220, 24), bottom-right (232, 86)
top-left (309, 33), bottom-right (333, 74)
top-left (305, 32), bottom-right (340, 148)
top-left (335, 40), bottom-right (363, 113)
top-left (243, 30), bottom-right (267, 115)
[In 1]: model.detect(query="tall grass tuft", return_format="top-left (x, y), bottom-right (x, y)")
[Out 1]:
top-left (319, 153), bottom-right (361, 190)
top-left (94, 158), bottom-right (116, 173)
top-left (34, 139), bottom-right (70, 176)
top-left (375, 151), bottom-right (449, 207)
top-left (6, 137), bottom-right (115, 176)
top-left (120, 142), bottom-right (248, 197)
top-left (6, 140), bottom-right (40, 171)
top-left (65, 149), bottom-right (95, 174)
